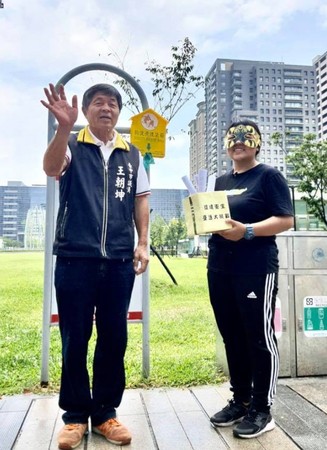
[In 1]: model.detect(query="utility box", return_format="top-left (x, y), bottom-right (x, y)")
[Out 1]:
top-left (279, 231), bottom-right (327, 377)
top-left (215, 231), bottom-right (327, 378)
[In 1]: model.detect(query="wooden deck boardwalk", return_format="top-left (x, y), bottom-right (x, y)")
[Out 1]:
top-left (1, 377), bottom-right (327, 450)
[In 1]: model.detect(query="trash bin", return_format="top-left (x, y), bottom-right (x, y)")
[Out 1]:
top-left (287, 231), bottom-right (327, 376)
top-left (215, 231), bottom-right (327, 378)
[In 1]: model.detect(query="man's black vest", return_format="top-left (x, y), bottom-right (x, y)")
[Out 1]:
top-left (53, 132), bottom-right (140, 259)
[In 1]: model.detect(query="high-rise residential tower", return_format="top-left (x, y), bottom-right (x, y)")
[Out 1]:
top-left (188, 101), bottom-right (206, 187)
top-left (314, 51), bottom-right (327, 141)
top-left (203, 58), bottom-right (317, 182)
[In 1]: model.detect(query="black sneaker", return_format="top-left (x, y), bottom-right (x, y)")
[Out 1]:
top-left (233, 410), bottom-right (275, 438)
top-left (210, 400), bottom-right (248, 427)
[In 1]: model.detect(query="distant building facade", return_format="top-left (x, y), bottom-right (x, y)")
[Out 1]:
top-left (189, 101), bottom-right (206, 188)
top-left (149, 189), bottom-right (188, 223)
top-left (0, 181), bottom-right (46, 246)
top-left (24, 206), bottom-right (46, 249)
top-left (314, 51), bottom-right (327, 141)
top-left (0, 182), bottom-right (188, 247)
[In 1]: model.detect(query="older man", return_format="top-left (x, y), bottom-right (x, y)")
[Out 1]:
top-left (41, 83), bottom-right (150, 449)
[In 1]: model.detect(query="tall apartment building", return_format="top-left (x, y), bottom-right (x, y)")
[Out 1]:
top-left (189, 101), bottom-right (206, 187)
top-left (203, 58), bottom-right (317, 182)
top-left (314, 51), bottom-right (327, 140)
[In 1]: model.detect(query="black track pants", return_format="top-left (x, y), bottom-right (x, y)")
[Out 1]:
top-left (208, 271), bottom-right (279, 411)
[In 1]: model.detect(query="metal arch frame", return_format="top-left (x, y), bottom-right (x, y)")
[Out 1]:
top-left (41, 63), bottom-right (150, 385)
top-left (54, 63), bottom-right (149, 110)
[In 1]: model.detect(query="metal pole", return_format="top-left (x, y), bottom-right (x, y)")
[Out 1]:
top-left (289, 185), bottom-right (297, 231)
top-left (150, 245), bottom-right (178, 285)
top-left (142, 264), bottom-right (150, 378)
top-left (142, 164), bottom-right (151, 378)
top-left (40, 114), bottom-right (56, 385)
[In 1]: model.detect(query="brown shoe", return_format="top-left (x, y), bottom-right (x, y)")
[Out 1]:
top-left (92, 418), bottom-right (132, 445)
top-left (57, 423), bottom-right (88, 449)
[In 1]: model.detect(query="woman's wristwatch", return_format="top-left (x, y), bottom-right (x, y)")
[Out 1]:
top-left (244, 224), bottom-right (255, 240)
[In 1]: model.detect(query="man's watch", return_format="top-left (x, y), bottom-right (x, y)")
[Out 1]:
top-left (244, 224), bottom-right (255, 240)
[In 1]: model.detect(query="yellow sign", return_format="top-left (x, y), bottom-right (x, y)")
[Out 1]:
top-left (130, 108), bottom-right (168, 158)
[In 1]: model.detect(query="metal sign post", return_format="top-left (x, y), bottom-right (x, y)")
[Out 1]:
top-left (41, 63), bottom-right (150, 385)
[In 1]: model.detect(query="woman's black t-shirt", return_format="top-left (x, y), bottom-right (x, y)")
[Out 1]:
top-left (207, 164), bottom-right (294, 275)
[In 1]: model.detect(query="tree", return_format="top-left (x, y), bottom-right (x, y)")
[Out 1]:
top-left (3, 238), bottom-right (23, 249)
top-left (269, 131), bottom-right (291, 152)
top-left (145, 37), bottom-right (203, 122)
top-left (269, 130), bottom-right (297, 181)
top-left (112, 37), bottom-right (204, 122)
top-left (165, 217), bottom-right (187, 256)
top-left (150, 215), bottom-right (167, 250)
top-left (286, 134), bottom-right (327, 228)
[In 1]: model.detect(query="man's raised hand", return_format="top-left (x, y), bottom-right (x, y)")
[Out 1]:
top-left (41, 83), bottom-right (78, 129)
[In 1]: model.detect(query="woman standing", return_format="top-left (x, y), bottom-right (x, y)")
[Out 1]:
top-left (208, 119), bottom-right (294, 439)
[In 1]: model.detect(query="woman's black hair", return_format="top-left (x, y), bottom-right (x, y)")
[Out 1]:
top-left (82, 83), bottom-right (123, 111)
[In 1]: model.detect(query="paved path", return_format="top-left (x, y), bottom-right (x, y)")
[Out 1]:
top-left (1, 377), bottom-right (326, 450)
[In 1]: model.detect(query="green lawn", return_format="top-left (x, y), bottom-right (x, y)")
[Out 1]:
top-left (0, 252), bottom-right (226, 395)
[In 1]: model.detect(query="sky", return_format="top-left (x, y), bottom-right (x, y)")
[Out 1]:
top-left (1, 0), bottom-right (327, 189)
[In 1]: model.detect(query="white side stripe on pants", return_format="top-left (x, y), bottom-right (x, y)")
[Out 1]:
top-left (264, 273), bottom-right (279, 406)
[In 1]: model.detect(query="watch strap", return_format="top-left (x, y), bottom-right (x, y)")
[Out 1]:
top-left (244, 224), bottom-right (255, 240)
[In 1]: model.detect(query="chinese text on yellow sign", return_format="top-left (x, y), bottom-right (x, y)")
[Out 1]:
top-left (130, 108), bottom-right (168, 158)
